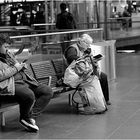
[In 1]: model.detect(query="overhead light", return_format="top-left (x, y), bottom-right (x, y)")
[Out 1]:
top-left (18, 8), bottom-right (23, 12)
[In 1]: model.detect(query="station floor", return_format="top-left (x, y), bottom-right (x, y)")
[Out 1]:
top-left (1, 52), bottom-right (140, 139)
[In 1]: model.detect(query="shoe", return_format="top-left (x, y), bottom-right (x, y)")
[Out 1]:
top-left (79, 106), bottom-right (106, 115)
top-left (79, 108), bottom-right (96, 115)
top-left (30, 118), bottom-right (36, 125)
top-left (20, 118), bottom-right (39, 132)
top-left (106, 101), bottom-right (111, 105)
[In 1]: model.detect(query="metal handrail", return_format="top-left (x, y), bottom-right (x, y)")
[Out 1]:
top-left (10, 28), bottom-right (103, 39)
top-left (32, 23), bottom-right (56, 27)
top-left (108, 17), bottom-right (131, 20)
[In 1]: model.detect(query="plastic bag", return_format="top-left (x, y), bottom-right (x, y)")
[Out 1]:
top-left (63, 60), bottom-right (81, 88)
top-left (78, 76), bottom-right (107, 114)
top-left (63, 58), bottom-right (93, 88)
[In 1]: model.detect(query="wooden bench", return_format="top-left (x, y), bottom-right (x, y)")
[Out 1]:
top-left (0, 58), bottom-right (75, 127)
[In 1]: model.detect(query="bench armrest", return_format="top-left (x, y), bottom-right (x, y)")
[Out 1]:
top-left (48, 76), bottom-right (52, 86)
top-left (36, 75), bottom-right (52, 86)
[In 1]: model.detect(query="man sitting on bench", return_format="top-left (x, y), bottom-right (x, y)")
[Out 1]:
top-left (0, 33), bottom-right (53, 132)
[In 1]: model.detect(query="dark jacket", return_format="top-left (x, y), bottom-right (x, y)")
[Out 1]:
top-left (64, 43), bottom-right (84, 65)
top-left (56, 11), bottom-right (76, 29)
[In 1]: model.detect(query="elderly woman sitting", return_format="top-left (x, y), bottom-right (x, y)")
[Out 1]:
top-left (64, 33), bottom-right (111, 106)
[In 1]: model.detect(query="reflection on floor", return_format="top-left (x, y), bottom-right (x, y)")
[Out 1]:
top-left (1, 52), bottom-right (140, 139)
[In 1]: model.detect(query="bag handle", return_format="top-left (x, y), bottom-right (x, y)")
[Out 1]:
top-left (71, 84), bottom-right (86, 109)
top-left (83, 54), bottom-right (99, 77)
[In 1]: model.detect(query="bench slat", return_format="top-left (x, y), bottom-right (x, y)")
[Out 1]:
top-left (52, 58), bottom-right (66, 78)
top-left (30, 60), bottom-right (61, 89)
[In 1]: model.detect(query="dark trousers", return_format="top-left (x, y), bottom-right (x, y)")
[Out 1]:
top-left (15, 82), bottom-right (53, 119)
top-left (99, 72), bottom-right (109, 102)
top-left (1, 82), bottom-right (53, 120)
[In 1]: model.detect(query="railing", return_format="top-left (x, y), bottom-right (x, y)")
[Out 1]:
top-left (30, 13), bottom-right (140, 41)
top-left (107, 13), bottom-right (140, 40)
top-left (108, 17), bottom-right (131, 30)
top-left (6, 27), bottom-right (116, 81)
top-left (9, 28), bottom-right (103, 62)
top-left (1, 12), bottom-right (140, 53)
top-left (10, 28), bottom-right (103, 41)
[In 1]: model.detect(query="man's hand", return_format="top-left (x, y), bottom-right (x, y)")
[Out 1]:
top-left (14, 62), bottom-right (27, 71)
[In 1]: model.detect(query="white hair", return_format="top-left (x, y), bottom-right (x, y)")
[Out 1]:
top-left (80, 34), bottom-right (93, 44)
top-left (77, 34), bottom-right (93, 50)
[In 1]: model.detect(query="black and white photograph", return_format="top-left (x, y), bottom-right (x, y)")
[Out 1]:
top-left (0, 0), bottom-right (140, 139)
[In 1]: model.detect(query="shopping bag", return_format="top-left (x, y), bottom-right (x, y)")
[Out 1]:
top-left (78, 76), bottom-right (107, 114)
top-left (63, 58), bottom-right (93, 88)
top-left (63, 60), bottom-right (81, 88)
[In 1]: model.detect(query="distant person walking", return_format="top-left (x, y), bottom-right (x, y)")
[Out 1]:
top-left (20, 11), bottom-right (28, 26)
top-left (122, 6), bottom-right (131, 30)
top-left (10, 11), bottom-right (17, 26)
top-left (56, 3), bottom-right (76, 30)
top-left (34, 10), bottom-right (45, 30)
top-left (56, 3), bottom-right (76, 53)
top-left (127, 2), bottom-right (133, 27)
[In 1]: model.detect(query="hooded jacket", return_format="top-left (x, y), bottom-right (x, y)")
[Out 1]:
top-left (0, 52), bottom-right (38, 96)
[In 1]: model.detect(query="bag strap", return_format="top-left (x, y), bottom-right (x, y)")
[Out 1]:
top-left (84, 55), bottom-right (99, 77)
top-left (71, 84), bottom-right (84, 109)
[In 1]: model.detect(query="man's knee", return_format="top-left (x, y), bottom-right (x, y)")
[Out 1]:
top-left (45, 86), bottom-right (53, 98)
top-left (25, 92), bottom-right (35, 104)
top-left (37, 84), bottom-right (53, 98)
top-left (15, 86), bottom-right (35, 104)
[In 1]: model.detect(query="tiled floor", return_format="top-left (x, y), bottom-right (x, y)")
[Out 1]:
top-left (1, 52), bottom-right (140, 139)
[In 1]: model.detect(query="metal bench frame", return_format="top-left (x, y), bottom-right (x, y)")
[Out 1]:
top-left (0, 58), bottom-right (75, 127)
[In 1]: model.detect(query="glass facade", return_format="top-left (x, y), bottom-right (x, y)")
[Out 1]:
top-left (0, 1), bottom-right (46, 26)
top-left (0, 0), bottom-right (112, 28)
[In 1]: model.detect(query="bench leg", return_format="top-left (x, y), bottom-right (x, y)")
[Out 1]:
top-left (68, 93), bottom-right (73, 106)
top-left (0, 112), bottom-right (5, 126)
